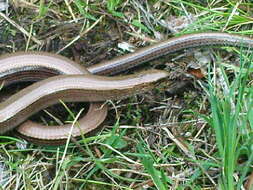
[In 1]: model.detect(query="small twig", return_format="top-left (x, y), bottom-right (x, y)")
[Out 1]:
top-left (162, 127), bottom-right (195, 159)
top-left (0, 12), bottom-right (42, 45)
top-left (57, 16), bottom-right (104, 54)
top-left (222, 0), bottom-right (242, 31)
top-left (12, 0), bottom-right (62, 17)
top-left (43, 110), bottom-right (64, 125)
top-left (64, 0), bottom-right (77, 23)
top-left (25, 24), bottom-right (33, 51)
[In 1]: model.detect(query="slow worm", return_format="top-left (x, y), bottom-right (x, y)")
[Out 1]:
top-left (0, 52), bottom-right (108, 144)
top-left (1, 32), bottom-right (253, 144)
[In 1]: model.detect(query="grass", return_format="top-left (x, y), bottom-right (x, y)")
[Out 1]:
top-left (1, 0), bottom-right (253, 189)
top-left (202, 54), bottom-right (253, 189)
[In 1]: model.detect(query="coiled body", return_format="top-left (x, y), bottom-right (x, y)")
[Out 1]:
top-left (1, 32), bottom-right (253, 144)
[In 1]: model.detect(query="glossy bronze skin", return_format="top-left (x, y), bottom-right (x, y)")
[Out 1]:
top-left (1, 32), bottom-right (253, 144)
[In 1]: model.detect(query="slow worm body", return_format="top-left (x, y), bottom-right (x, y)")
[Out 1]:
top-left (89, 32), bottom-right (253, 75)
top-left (1, 32), bottom-right (253, 144)
top-left (0, 70), bottom-right (168, 134)
top-left (0, 52), bottom-right (108, 143)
